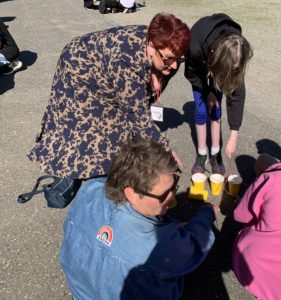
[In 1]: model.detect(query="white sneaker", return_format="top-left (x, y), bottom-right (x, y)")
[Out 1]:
top-left (3, 60), bottom-right (23, 75)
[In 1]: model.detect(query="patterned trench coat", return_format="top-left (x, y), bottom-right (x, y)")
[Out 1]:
top-left (28, 25), bottom-right (168, 179)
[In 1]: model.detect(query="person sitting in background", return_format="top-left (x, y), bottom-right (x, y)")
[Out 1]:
top-left (83, 0), bottom-right (98, 9)
top-left (60, 137), bottom-right (219, 300)
top-left (83, 0), bottom-right (92, 8)
top-left (0, 21), bottom-right (22, 75)
top-left (99, 0), bottom-right (136, 14)
top-left (233, 153), bottom-right (281, 300)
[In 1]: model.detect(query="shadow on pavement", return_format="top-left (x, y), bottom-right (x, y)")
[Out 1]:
top-left (182, 101), bottom-right (197, 149)
top-left (235, 154), bottom-right (256, 188)
top-left (19, 50), bottom-right (37, 71)
top-left (156, 107), bottom-right (184, 132)
top-left (0, 73), bottom-right (15, 95)
top-left (0, 16), bottom-right (16, 23)
top-left (256, 139), bottom-right (281, 161)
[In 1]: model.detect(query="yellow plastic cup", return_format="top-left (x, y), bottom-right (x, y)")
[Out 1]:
top-left (227, 175), bottom-right (242, 196)
top-left (188, 186), bottom-right (208, 201)
top-left (210, 174), bottom-right (224, 196)
top-left (191, 173), bottom-right (207, 190)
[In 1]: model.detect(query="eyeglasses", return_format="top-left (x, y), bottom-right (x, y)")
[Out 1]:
top-left (156, 49), bottom-right (186, 67)
top-left (139, 174), bottom-right (180, 203)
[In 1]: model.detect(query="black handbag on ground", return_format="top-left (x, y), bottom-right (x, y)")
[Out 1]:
top-left (17, 175), bottom-right (82, 208)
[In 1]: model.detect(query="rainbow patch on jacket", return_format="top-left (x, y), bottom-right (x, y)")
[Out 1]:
top-left (97, 226), bottom-right (113, 246)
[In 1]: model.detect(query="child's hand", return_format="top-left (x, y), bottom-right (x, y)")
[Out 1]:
top-left (225, 130), bottom-right (238, 159)
top-left (207, 91), bottom-right (219, 114)
top-left (225, 139), bottom-right (236, 159)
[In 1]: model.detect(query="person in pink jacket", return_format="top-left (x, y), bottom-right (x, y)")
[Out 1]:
top-left (232, 153), bottom-right (281, 300)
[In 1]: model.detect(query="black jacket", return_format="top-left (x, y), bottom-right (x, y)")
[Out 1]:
top-left (0, 21), bottom-right (19, 61)
top-left (185, 13), bottom-right (245, 131)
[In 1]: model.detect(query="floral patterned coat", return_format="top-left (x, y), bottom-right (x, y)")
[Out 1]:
top-left (28, 25), bottom-right (168, 179)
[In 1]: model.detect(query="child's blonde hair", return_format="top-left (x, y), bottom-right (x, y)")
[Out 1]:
top-left (208, 33), bottom-right (253, 98)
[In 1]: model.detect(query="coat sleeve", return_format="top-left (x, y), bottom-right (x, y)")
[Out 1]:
top-left (149, 206), bottom-right (215, 276)
top-left (226, 83), bottom-right (246, 130)
top-left (184, 47), bottom-right (208, 93)
top-left (0, 22), bottom-right (19, 61)
top-left (184, 19), bottom-right (210, 94)
top-left (111, 59), bottom-right (169, 149)
top-left (179, 205), bottom-right (216, 270)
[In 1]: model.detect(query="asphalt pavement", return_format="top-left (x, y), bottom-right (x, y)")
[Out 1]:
top-left (1, 0), bottom-right (280, 299)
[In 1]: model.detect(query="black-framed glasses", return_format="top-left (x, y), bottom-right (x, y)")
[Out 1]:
top-left (139, 174), bottom-right (180, 203)
top-left (156, 49), bottom-right (186, 67)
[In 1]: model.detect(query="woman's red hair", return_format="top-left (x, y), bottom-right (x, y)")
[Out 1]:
top-left (147, 13), bottom-right (190, 56)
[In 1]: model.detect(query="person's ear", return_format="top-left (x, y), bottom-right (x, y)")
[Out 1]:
top-left (124, 187), bottom-right (140, 206)
top-left (148, 41), bottom-right (155, 48)
top-left (147, 42), bottom-right (156, 65)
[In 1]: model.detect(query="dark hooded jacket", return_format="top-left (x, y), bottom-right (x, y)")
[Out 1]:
top-left (185, 13), bottom-right (245, 131)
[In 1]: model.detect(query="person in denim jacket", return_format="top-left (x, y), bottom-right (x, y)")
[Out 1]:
top-left (60, 137), bottom-right (219, 300)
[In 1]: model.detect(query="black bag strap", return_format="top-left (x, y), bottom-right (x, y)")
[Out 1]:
top-left (17, 175), bottom-right (59, 204)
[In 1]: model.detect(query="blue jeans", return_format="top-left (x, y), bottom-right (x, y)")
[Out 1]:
top-left (193, 88), bottom-right (223, 125)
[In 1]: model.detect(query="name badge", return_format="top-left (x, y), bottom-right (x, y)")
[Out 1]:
top-left (151, 105), bottom-right (163, 122)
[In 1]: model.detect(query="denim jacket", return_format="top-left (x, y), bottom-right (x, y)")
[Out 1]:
top-left (60, 178), bottom-right (215, 300)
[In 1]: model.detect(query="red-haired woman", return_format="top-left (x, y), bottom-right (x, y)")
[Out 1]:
top-left (29, 13), bottom-right (190, 180)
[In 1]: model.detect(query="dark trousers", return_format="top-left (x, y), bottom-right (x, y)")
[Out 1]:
top-left (99, 0), bottom-right (124, 14)
top-left (0, 22), bottom-right (19, 61)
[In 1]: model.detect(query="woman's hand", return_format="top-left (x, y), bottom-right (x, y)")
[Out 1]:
top-left (225, 130), bottom-right (238, 159)
top-left (207, 91), bottom-right (219, 114)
